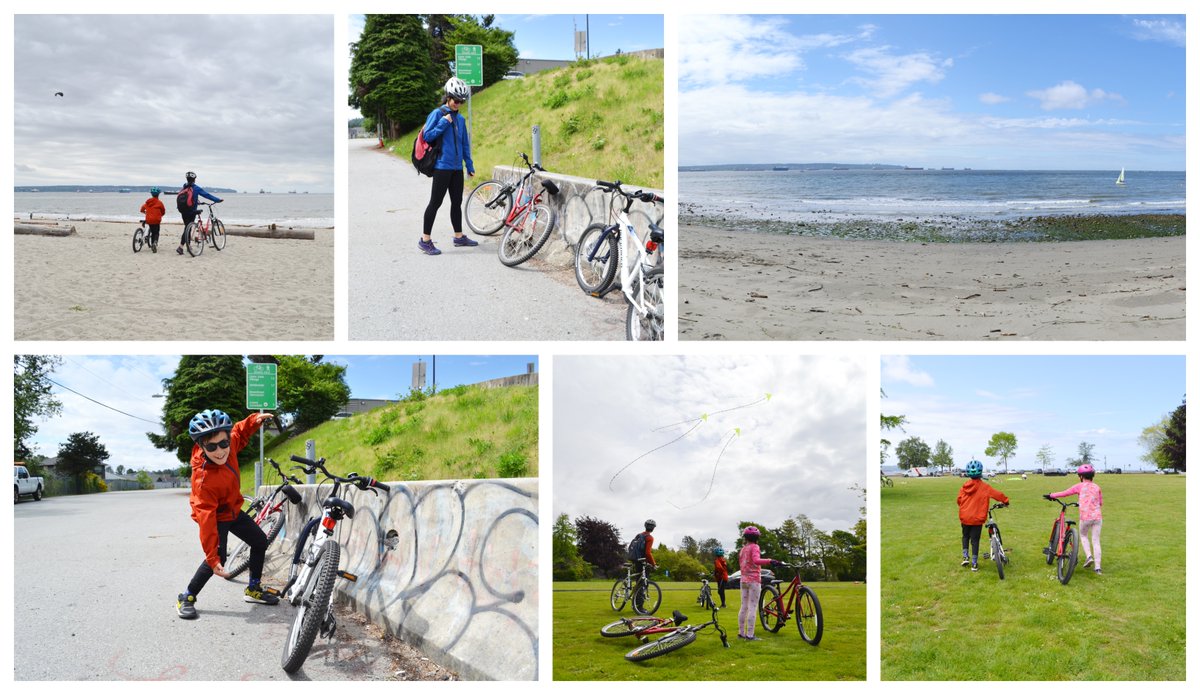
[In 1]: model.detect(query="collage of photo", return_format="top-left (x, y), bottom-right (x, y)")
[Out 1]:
top-left (6, 7), bottom-right (1189, 687)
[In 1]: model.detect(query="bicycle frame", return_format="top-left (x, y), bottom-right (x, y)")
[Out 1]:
top-left (767, 573), bottom-right (805, 624)
top-left (582, 183), bottom-right (664, 316)
top-left (1047, 498), bottom-right (1078, 558)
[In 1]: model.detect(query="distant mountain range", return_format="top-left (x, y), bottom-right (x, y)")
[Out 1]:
top-left (679, 163), bottom-right (908, 172)
top-left (15, 185), bottom-right (238, 193)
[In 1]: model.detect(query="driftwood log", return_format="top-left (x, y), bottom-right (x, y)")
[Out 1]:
top-left (15, 223), bottom-right (75, 236)
top-left (224, 228), bottom-right (316, 240)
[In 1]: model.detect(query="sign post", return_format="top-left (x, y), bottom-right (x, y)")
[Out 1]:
top-left (246, 363), bottom-right (278, 491)
top-left (455, 44), bottom-right (483, 138)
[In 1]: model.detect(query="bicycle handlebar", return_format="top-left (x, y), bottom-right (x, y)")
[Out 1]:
top-left (990, 502), bottom-right (1009, 510)
top-left (1044, 496), bottom-right (1079, 508)
top-left (278, 455), bottom-right (391, 494)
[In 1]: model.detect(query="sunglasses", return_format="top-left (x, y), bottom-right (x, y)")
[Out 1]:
top-left (203, 439), bottom-right (231, 453)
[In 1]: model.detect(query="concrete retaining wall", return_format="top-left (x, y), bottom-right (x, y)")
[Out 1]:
top-left (266, 477), bottom-right (538, 680)
top-left (491, 165), bottom-right (664, 269)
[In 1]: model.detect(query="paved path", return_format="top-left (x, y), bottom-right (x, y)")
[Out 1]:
top-left (14, 489), bottom-right (451, 681)
top-left (348, 138), bottom-right (624, 340)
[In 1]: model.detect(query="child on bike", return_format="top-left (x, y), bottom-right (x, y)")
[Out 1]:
top-left (418, 77), bottom-right (478, 255)
top-left (169, 171), bottom-right (223, 256)
top-left (139, 187), bottom-right (165, 252)
top-left (176, 409), bottom-right (278, 619)
top-left (1046, 464), bottom-right (1103, 574)
top-left (737, 526), bottom-right (780, 641)
top-left (957, 460), bottom-right (1010, 571)
top-left (713, 547), bottom-right (729, 608)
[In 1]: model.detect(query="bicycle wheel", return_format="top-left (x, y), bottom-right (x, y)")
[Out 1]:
top-left (1045, 523), bottom-right (1058, 565)
top-left (132, 227), bottom-right (145, 253)
top-left (796, 586), bottom-right (824, 645)
top-left (185, 223), bottom-right (204, 257)
top-left (210, 219), bottom-right (226, 250)
top-left (498, 204), bottom-right (557, 267)
top-left (633, 580), bottom-right (662, 615)
top-left (992, 534), bottom-right (1005, 580)
top-left (624, 629), bottom-right (696, 662)
top-left (610, 579), bottom-right (630, 611)
top-left (225, 506), bottom-right (285, 580)
top-left (626, 266), bottom-right (664, 341)
top-left (697, 583), bottom-right (712, 608)
top-left (1057, 527), bottom-right (1079, 585)
top-left (574, 223), bottom-right (618, 294)
top-left (464, 179), bottom-right (512, 235)
top-left (281, 539), bottom-right (340, 673)
top-left (600, 616), bottom-right (661, 638)
top-left (758, 584), bottom-right (783, 633)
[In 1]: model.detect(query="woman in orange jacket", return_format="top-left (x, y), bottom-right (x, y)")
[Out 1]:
top-left (176, 408), bottom-right (278, 619)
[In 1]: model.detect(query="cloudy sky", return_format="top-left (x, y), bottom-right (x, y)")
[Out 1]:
top-left (14, 15), bottom-right (334, 192)
top-left (554, 355), bottom-right (865, 552)
top-left (882, 355), bottom-right (1185, 473)
top-left (679, 15), bottom-right (1185, 170)
top-left (23, 355), bottom-right (536, 472)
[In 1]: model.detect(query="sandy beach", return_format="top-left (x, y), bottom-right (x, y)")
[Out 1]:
top-left (680, 225), bottom-right (1184, 340)
top-left (14, 219), bottom-right (333, 340)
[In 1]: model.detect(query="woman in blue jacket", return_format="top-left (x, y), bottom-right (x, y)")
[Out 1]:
top-left (419, 77), bottom-right (478, 255)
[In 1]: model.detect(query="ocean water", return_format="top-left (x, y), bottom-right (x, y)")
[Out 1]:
top-left (680, 169), bottom-right (1185, 222)
top-left (14, 191), bottom-right (334, 228)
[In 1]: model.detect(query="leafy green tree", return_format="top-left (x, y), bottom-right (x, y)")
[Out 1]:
top-left (985, 431), bottom-right (1018, 473)
top-left (931, 439), bottom-right (954, 472)
top-left (1139, 417), bottom-right (1170, 470)
top-left (273, 355), bottom-right (351, 432)
top-left (1035, 444), bottom-right (1055, 471)
top-left (116, 464), bottom-right (126, 475)
top-left (136, 470), bottom-right (154, 490)
top-left (655, 546), bottom-right (706, 581)
top-left (574, 515), bottom-right (625, 576)
top-left (56, 432), bottom-right (110, 483)
top-left (880, 389), bottom-right (907, 465)
top-left (14, 355), bottom-right (63, 459)
top-left (895, 436), bottom-right (931, 470)
top-left (147, 356), bottom-right (248, 463)
top-left (552, 513), bottom-right (591, 580)
top-left (680, 535), bottom-right (699, 557)
top-left (1066, 441), bottom-right (1095, 468)
top-left (349, 14), bottom-right (438, 138)
top-left (1162, 399), bottom-right (1185, 471)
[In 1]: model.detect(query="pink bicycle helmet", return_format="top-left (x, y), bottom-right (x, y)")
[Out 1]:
top-left (742, 526), bottom-right (760, 539)
top-left (1076, 464), bottom-right (1095, 475)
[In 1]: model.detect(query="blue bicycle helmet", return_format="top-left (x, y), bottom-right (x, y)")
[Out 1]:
top-left (149, 187), bottom-right (161, 196)
top-left (714, 547), bottom-right (725, 557)
top-left (966, 460), bottom-right (984, 479)
top-left (189, 409), bottom-right (233, 441)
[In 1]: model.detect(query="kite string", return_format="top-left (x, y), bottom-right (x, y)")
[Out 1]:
top-left (608, 419), bottom-right (703, 491)
top-left (667, 428), bottom-right (739, 510)
top-left (651, 395), bottom-right (767, 432)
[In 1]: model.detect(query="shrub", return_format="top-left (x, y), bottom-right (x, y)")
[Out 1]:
top-left (498, 450), bottom-right (529, 478)
top-left (544, 90), bottom-right (570, 109)
top-left (363, 423), bottom-right (391, 446)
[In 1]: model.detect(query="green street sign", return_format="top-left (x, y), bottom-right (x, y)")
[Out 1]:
top-left (455, 44), bottom-right (484, 87)
top-left (246, 363), bottom-right (277, 410)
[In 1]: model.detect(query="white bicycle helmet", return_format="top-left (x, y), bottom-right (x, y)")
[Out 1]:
top-left (189, 409), bottom-right (233, 441)
top-left (444, 77), bottom-right (470, 101)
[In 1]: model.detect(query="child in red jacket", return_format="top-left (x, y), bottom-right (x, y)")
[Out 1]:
top-left (139, 187), bottom-right (166, 251)
top-left (713, 547), bottom-right (729, 608)
top-left (956, 460), bottom-right (1009, 571)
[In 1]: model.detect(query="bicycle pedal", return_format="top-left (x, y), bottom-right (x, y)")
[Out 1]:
top-left (263, 587), bottom-right (282, 596)
top-left (337, 570), bottom-right (358, 582)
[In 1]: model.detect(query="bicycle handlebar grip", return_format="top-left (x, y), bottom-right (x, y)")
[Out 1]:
top-left (291, 454), bottom-right (318, 467)
top-left (372, 480), bottom-right (391, 493)
top-left (596, 179), bottom-right (618, 189)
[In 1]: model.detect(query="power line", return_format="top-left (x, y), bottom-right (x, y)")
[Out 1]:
top-left (48, 378), bottom-right (161, 426)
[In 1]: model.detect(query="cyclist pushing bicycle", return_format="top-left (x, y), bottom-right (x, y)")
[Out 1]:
top-left (168, 171), bottom-right (222, 256)
top-left (956, 460), bottom-right (1009, 572)
top-left (176, 408), bottom-right (278, 620)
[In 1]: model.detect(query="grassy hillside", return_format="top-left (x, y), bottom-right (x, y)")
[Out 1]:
top-left (241, 384), bottom-right (537, 492)
top-left (881, 474), bottom-right (1185, 680)
top-left (387, 55), bottom-right (664, 188)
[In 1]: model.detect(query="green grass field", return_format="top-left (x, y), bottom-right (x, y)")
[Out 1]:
top-left (387, 56), bottom-right (664, 188)
top-left (553, 580), bottom-right (865, 680)
top-left (882, 474), bottom-right (1185, 680)
top-left (240, 385), bottom-right (537, 492)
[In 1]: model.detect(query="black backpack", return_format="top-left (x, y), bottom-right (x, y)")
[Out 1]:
top-left (627, 532), bottom-right (648, 561)
top-left (176, 186), bottom-right (194, 213)
top-left (411, 126), bottom-right (441, 177)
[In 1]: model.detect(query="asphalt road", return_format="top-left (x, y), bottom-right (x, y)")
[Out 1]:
top-left (13, 489), bottom-right (450, 681)
top-left (347, 138), bottom-right (625, 340)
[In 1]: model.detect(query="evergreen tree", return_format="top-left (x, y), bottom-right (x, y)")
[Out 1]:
top-left (147, 356), bottom-right (247, 463)
top-left (349, 15), bottom-right (438, 138)
top-left (56, 432), bottom-right (110, 481)
top-left (14, 355), bottom-right (63, 459)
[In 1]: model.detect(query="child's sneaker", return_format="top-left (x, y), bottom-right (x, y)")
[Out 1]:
top-left (244, 584), bottom-right (280, 605)
top-left (1094, 568), bottom-right (1103, 576)
top-left (970, 564), bottom-right (979, 572)
top-left (1083, 556), bottom-right (1094, 568)
top-left (418, 239), bottom-right (442, 255)
top-left (453, 235), bottom-right (479, 247)
top-left (960, 558), bottom-right (970, 567)
top-left (177, 593), bottom-right (198, 619)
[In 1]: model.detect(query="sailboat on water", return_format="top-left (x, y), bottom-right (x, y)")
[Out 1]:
top-left (1116, 168), bottom-right (1126, 185)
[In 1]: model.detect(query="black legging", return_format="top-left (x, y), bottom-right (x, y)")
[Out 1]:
top-left (148, 223), bottom-right (161, 246)
top-left (186, 510), bottom-right (268, 595)
top-left (179, 210), bottom-right (197, 246)
top-left (961, 524), bottom-right (983, 558)
top-left (423, 168), bottom-right (464, 237)
top-left (716, 578), bottom-right (728, 606)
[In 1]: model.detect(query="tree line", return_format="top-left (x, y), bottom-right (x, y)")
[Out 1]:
top-left (553, 513), bottom-right (866, 583)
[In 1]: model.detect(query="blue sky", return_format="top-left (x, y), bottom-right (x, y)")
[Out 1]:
top-left (24, 355), bottom-right (536, 472)
top-left (680, 15), bottom-right (1185, 170)
top-left (881, 356), bottom-right (1185, 472)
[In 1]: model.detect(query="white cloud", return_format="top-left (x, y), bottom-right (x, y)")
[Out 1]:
top-left (1026, 80), bottom-right (1124, 110)
top-left (1129, 18), bottom-right (1185, 47)
top-left (882, 356), bottom-right (934, 388)
top-left (979, 92), bottom-right (1009, 105)
top-left (844, 46), bottom-right (950, 97)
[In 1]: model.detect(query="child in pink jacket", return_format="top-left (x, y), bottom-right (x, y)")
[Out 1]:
top-left (1047, 464), bottom-right (1104, 574)
top-left (736, 526), bottom-right (779, 640)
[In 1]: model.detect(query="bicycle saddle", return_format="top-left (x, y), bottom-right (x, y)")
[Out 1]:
top-left (672, 610), bottom-right (688, 625)
top-left (323, 496), bottom-right (355, 519)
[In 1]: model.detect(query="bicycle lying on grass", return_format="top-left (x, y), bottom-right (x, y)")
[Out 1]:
top-left (622, 581), bottom-right (729, 661)
top-left (132, 220), bottom-right (157, 253)
top-left (610, 559), bottom-right (661, 615)
top-left (759, 562), bottom-right (823, 645)
top-left (462, 152), bottom-right (560, 267)
top-left (1043, 496), bottom-right (1079, 585)
top-left (184, 202), bottom-right (226, 257)
top-left (223, 458), bottom-right (304, 581)
top-left (278, 455), bottom-right (391, 673)
top-left (982, 502), bottom-right (1010, 580)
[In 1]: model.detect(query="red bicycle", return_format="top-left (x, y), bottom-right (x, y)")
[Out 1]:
top-left (1043, 496), bottom-right (1080, 585)
top-left (223, 458), bottom-right (303, 580)
top-left (184, 202), bottom-right (227, 257)
top-left (462, 151), bottom-right (560, 267)
top-left (759, 562), bottom-right (823, 644)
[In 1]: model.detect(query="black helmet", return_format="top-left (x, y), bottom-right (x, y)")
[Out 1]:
top-left (644, 519), bottom-right (656, 531)
top-left (185, 171), bottom-right (197, 182)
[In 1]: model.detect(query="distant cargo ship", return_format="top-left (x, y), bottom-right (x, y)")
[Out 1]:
top-left (772, 166), bottom-right (789, 171)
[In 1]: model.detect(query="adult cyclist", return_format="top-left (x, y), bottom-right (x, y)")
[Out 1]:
top-left (170, 171), bottom-right (223, 256)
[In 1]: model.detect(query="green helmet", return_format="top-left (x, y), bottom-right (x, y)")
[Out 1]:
top-left (966, 460), bottom-right (984, 478)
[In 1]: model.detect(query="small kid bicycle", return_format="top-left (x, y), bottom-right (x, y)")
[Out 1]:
top-left (223, 458), bottom-right (304, 580)
top-left (184, 202), bottom-right (227, 257)
top-left (759, 562), bottom-right (823, 645)
top-left (622, 583), bottom-right (729, 661)
top-left (600, 579), bottom-right (714, 640)
top-left (982, 502), bottom-right (1010, 580)
top-left (610, 560), bottom-right (662, 615)
top-left (278, 455), bottom-right (391, 673)
top-left (1043, 496), bottom-right (1080, 585)
top-left (462, 152), bottom-right (560, 267)
top-left (132, 220), bottom-right (157, 253)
